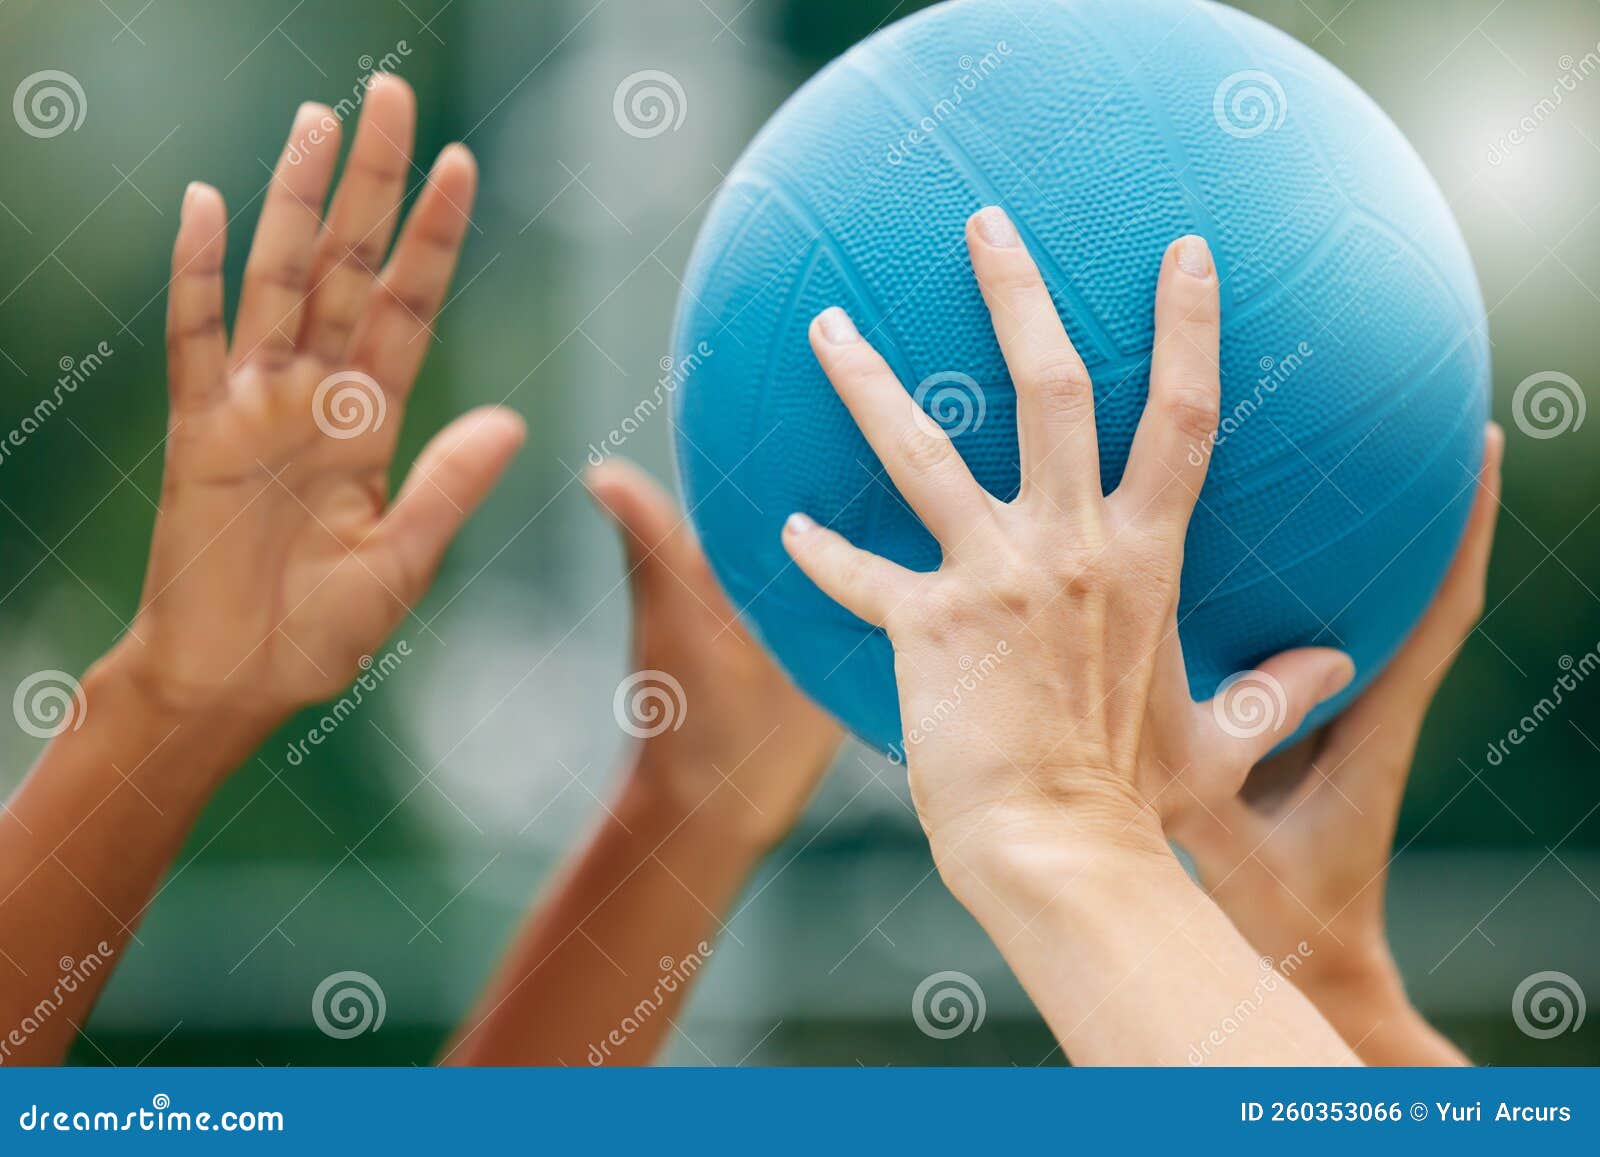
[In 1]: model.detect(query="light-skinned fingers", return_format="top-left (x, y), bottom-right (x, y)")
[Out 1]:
top-left (1117, 236), bottom-right (1222, 529)
top-left (1334, 422), bottom-right (1505, 738)
top-left (782, 511), bottom-right (913, 627)
top-left (966, 206), bottom-right (1101, 509)
top-left (809, 308), bottom-right (993, 550)
top-left (1204, 647), bottom-right (1354, 769)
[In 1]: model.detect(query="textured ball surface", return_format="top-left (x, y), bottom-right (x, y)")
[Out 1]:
top-left (671, 0), bottom-right (1488, 756)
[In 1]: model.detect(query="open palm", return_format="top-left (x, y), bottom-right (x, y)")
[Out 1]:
top-left (115, 79), bottom-right (523, 715)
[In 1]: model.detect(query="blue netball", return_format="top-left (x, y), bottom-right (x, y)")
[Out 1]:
top-left (671, 0), bottom-right (1489, 755)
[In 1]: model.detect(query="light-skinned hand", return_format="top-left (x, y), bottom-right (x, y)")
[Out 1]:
top-left (1168, 423), bottom-right (1503, 1064)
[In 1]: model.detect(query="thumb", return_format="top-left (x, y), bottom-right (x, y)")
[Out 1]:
top-left (585, 457), bottom-right (711, 604)
top-left (1202, 647), bottom-right (1355, 768)
top-left (379, 406), bottom-right (525, 599)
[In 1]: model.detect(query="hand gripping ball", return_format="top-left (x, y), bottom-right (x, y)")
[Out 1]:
top-left (670, 0), bottom-right (1489, 756)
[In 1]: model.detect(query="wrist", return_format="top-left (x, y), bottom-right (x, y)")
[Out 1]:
top-left (612, 755), bottom-right (774, 864)
top-left (1295, 942), bottom-right (1412, 1022)
top-left (929, 796), bottom-right (1178, 920)
top-left (623, 743), bottom-right (808, 857)
top-left (81, 647), bottom-right (279, 793)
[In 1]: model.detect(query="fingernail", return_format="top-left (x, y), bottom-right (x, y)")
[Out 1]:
top-left (1176, 235), bottom-right (1213, 279)
top-left (816, 307), bottom-right (859, 345)
top-left (785, 512), bottom-right (817, 536)
top-left (974, 206), bottom-right (1020, 248)
top-left (181, 181), bottom-right (199, 221)
top-left (1321, 658), bottom-right (1355, 698)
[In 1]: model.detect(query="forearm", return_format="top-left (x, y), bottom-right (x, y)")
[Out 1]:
top-left (938, 821), bottom-right (1361, 1067)
top-left (0, 654), bottom-right (269, 1064)
top-left (444, 760), bottom-right (765, 1066)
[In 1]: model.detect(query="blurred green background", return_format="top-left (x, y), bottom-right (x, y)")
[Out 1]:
top-left (0, 0), bottom-right (1596, 1066)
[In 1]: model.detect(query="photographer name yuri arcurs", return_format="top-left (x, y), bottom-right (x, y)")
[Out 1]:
top-left (1240, 1100), bottom-right (1573, 1124)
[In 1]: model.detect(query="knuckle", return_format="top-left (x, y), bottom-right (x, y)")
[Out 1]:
top-left (1054, 549), bottom-right (1109, 598)
top-left (895, 420), bottom-right (955, 476)
top-left (337, 235), bottom-right (387, 276)
top-left (1176, 287), bottom-right (1221, 328)
top-left (1028, 355), bottom-right (1095, 415)
top-left (243, 256), bottom-right (312, 295)
top-left (1160, 382), bottom-right (1221, 440)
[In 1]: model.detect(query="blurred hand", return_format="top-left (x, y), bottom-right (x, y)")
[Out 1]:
top-left (588, 458), bottom-right (843, 850)
top-left (1168, 423), bottom-right (1503, 1038)
top-left (108, 77), bottom-right (524, 722)
top-left (780, 208), bottom-right (1353, 884)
